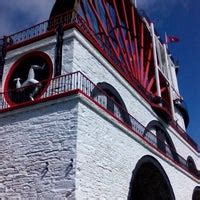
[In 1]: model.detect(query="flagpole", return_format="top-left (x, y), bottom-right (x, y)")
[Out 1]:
top-left (165, 32), bottom-right (168, 49)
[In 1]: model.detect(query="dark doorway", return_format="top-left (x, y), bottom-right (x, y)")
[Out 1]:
top-left (128, 156), bottom-right (175, 200)
top-left (192, 186), bottom-right (200, 200)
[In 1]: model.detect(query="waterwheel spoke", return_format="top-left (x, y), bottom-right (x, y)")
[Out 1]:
top-left (88, 0), bottom-right (121, 61)
top-left (131, 6), bottom-right (140, 81)
top-left (143, 45), bottom-right (152, 87)
top-left (111, 0), bottom-right (133, 72)
top-left (121, 0), bottom-right (136, 77)
top-left (101, 0), bottom-right (130, 76)
top-left (140, 22), bottom-right (144, 84)
top-left (147, 77), bottom-right (155, 92)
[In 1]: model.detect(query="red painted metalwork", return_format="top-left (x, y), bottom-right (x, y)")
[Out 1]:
top-left (140, 22), bottom-right (144, 84)
top-left (4, 1), bottom-right (172, 119)
top-left (1, 1), bottom-right (197, 160)
top-left (4, 51), bottom-right (53, 106)
top-left (112, 0), bottom-right (133, 71)
top-left (143, 47), bottom-right (152, 87)
top-left (76, 1), bottom-right (172, 118)
top-left (131, 6), bottom-right (140, 81)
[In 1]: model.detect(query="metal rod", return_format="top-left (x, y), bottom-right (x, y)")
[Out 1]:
top-left (164, 43), bottom-right (175, 120)
top-left (150, 22), bottom-right (161, 97)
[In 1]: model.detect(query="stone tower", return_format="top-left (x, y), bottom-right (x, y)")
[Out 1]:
top-left (0, 1), bottom-right (200, 199)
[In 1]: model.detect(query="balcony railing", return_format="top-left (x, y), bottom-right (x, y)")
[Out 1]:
top-left (171, 120), bottom-right (198, 150)
top-left (0, 71), bottom-right (199, 179)
top-left (5, 11), bottom-right (77, 47)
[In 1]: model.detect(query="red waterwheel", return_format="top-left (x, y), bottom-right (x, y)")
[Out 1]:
top-left (50, 0), bottom-right (172, 120)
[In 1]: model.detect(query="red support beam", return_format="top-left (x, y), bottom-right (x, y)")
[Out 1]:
top-left (143, 45), bottom-right (152, 87)
top-left (161, 87), bottom-right (167, 93)
top-left (121, 0), bottom-right (134, 57)
top-left (111, 0), bottom-right (133, 72)
top-left (131, 6), bottom-right (140, 81)
top-left (121, 0), bottom-right (137, 78)
top-left (88, 0), bottom-right (120, 61)
top-left (80, 1), bottom-right (93, 30)
top-left (147, 77), bottom-right (155, 92)
top-left (153, 87), bottom-right (166, 96)
top-left (101, 0), bottom-right (130, 76)
top-left (140, 22), bottom-right (144, 84)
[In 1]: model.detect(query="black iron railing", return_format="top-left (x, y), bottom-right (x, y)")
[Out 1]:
top-left (171, 121), bottom-right (198, 150)
top-left (5, 10), bottom-right (76, 46)
top-left (0, 71), bottom-right (198, 178)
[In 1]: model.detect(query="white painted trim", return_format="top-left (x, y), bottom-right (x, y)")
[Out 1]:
top-left (150, 23), bottom-right (161, 97)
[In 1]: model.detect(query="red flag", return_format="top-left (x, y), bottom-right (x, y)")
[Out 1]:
top-left (167, 36), bottom-right (180, 43)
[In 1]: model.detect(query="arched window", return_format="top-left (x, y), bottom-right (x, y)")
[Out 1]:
top-left (187, 156), bottom-right (198, 176)
top-left (193, 186), bottom-right (200, 200)
top-left (144, 120), bottom-right (178, 162)
top-left (91, 82), bottom-right (130, 125)
top-left (128, 155), bottom-right (175, 200)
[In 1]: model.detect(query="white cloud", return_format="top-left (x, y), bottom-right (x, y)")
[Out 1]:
top-left (0, 0), bottom-right (55, 37)
top-left (0, 0), bottom-right (190, 38)
top-left (137, 0), bottom-right (189, 13)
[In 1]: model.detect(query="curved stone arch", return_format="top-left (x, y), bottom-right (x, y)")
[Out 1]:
top-left (144, 120), bottom-right (178, 162)
top-left (187, 156), bottom-right (198, 175)
top-left (91, 82), bottom-right (131, 125)
top-left (193, 186), bottom-right (200, 200)
top-left (128, 155), bottom-right (175, 200)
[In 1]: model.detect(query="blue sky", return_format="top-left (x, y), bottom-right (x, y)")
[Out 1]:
top-left (136, 0), bottom-right (200, 144)
top-left (0, 0), bottom-right (200, 144)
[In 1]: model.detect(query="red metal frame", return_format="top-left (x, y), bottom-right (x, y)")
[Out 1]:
top-left (3, 51), bottom-right (53, 106)
top-left (77, 0), bottom-right (171, 118)
top-left (2, 3), bottom-right (196, 150)
top-left (4, 2), bottom-right (171, 119)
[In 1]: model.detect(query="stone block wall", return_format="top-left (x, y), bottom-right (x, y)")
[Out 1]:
top-left (70, 30), bottom-right (200, 164)
top-left (0, 99), bottom-right (78, 199)
top-left (76, 100), bottom-right (198, 200)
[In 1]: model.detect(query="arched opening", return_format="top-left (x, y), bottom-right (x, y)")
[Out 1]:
top-left (187, 156), bottom-right (198, 176)
top-left (174, 98), bottom-right (189, 129)
top-left (144, 120), bottom-right (178, 162)
top-left (91, 82), bottom-right (130, 126)
top-left (128, 155), bottom-right (175, 200)
top-left (193, 186), bottom-right (200, 200)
